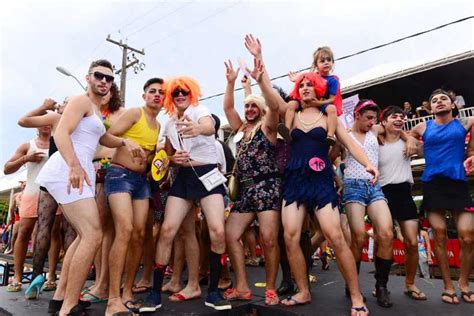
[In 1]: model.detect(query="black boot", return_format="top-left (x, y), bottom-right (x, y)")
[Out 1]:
top-left (374, 256), bottom-right (393, 308)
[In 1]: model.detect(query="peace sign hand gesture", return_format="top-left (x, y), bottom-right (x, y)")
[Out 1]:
top-left (224, 60), bottom-right (240, 83)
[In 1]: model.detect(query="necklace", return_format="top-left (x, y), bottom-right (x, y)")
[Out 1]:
top-left (297, 111), bottom-right (323, 128)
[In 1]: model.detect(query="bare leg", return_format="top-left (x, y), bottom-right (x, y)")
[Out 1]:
top-left (162, 231), bottom-right (185, 293)
top-left (367, 200), bottom-right (393, 260)
top-left (399, 219), bottom-right (424, 297)
top-left (428, 210), bottom-right (459, 303)
top-left (171, 210), bottom-right (201, 299)
top-left (225, 212), bottom-right (255, 293)
top-left (12, 218), bottom-right (36, 283)
top-left (257, 210), bottom-right (280, 290)
top-left (315, 203), bottom-right (366, 310)
top-left (454, 211), bottom-right (474, 302)
top-left (346, 203), bottom-right (367, 262)
top-left (280, 200), bottom-right (310, 305)
top-left (122, 199), bottom-right (150, 304)
top-left (155, 196), bottom-right (193, 265)
top-left (134, 211), bottom-right (160, 290)
top-left (58, 198), bottom-right (103, 316)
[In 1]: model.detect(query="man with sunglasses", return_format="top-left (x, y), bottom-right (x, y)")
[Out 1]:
top-left (341, 100), bottom-right (399, 308)
top-left (103, 78), bottom-right (163, 315)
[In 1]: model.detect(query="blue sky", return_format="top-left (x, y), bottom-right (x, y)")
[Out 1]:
top-left (1, 0), bottom-right (473, 171)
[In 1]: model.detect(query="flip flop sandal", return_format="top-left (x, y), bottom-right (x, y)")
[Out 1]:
top-left (441, 292), bottom-right (459, 304)
top-left (131, 285), bottom-right (151, 294)
top-left (351, 305), bottom-right (369, 316)
top-left (224, 288), bottom-right (252, 301)
top-left (80, 291), bottom-right (108, 303)
top-left (7, 281), bottom-right (22, 292)
top-left (124, 299), bottom-right (142, 313)
top-left (281, 296), bottom-right (310, 306)
top-left (43, 280), bottom-right (57, 292)
top-left (265, 289), bottom-right (279, 305)
top-left (460, 290), bottom-right (474, 304)
top-left (168, 292), bottom-right (201, 302)
top-left (404, 290), bottom-right (427, 301)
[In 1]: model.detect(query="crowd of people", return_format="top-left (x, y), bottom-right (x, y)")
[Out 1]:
top-left (402, 89), bottom-right (466, 120)
top-left (2, 34), bottom-right (474, 316)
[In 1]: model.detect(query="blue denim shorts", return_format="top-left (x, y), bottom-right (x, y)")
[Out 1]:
top-left (105, 165), bottom-right (151, 200)
top-left (343, 178), bottom-right (387, 206)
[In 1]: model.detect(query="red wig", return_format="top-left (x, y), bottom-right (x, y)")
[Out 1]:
top-left (163, 76), bottom-right (202, 114)
top-left (289, 72), bottom-right (327, 101)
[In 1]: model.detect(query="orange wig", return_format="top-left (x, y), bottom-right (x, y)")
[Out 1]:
top-left (163, 76), bottom-right (202, 114)
top-left (289, 72), bottom-right (327, 101)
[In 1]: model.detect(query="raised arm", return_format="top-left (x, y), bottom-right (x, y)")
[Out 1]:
top-left (335, 119), bottom-right (379, 182)
top-left (18, 98), bottom-right (60, 128)
top-left (248, 58), bottom-right (279, 134)
top-left (241, 75), bottom-right (252, 97)
top-left (244, 34), bottom-right (271, 83)
top-left (223, 60), bottom-right (243, 132)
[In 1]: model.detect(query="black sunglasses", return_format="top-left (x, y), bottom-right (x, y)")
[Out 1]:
top-left (171, 88), bottom-right (190, 98)
top-left (90, 71), bottom-right (114, 83)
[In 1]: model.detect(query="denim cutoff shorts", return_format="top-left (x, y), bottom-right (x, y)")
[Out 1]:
top-left (343, 178), bottom-right (387, 206)
top-left (105, 165), bottom-right (151, 200)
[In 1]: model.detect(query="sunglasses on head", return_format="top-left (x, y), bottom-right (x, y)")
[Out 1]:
top-left (171, 88), bottom-right (190, 98)
top-left (91, 71), bottom-right (114, 83)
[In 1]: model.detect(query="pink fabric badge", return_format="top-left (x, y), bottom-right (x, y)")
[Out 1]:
top-left (309, 157), bottom-right (325, 172)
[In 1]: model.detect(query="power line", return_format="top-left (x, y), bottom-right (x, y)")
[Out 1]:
top-left (125, 2), bottom-right (194, 39)
top-left (199, 15), bottom-right (474, 102)
top-left (118, 1), bottom-right (166, 34)
top-left (144, 0), bottom-right (241, 49)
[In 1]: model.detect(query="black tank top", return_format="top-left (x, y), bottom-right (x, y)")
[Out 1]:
top-left (48, 136), bottom-right (58, 157)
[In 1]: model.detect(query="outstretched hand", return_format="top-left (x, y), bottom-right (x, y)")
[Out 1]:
top-left (176, 115), bottom-right (201, 138)
top-left (246, 58), bottom-right (265, 83)
top-left (244, 34), bottom-right (262, 58)
top-left (288, 71), bottom-right (298, 82)
top-left (224, 60), bottom-right (240, 83)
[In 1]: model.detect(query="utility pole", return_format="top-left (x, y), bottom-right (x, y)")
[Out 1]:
top-left (106, 35), bottom-right (145, 105)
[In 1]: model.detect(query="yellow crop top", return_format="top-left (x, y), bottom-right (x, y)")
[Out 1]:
top-left (122, 107), bottom-right (160, 151)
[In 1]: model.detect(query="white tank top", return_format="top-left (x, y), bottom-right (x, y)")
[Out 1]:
top-left (24, 139), bottom-right (49, 195)
top-left (378, 139), bottom-right (413, 187)
top-left (344, 131), bottom-right (378, 180)
top-left (37, 114), bottom-right (105, 186)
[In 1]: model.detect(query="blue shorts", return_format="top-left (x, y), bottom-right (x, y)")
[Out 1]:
top-left (105, 165), bottom-right (151, 200)
top-left (343, 178), bottom-right (387, 207)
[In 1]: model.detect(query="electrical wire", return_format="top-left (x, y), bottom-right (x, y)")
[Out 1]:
top-left (144, 0), bottom-right (241, 49)
top-left (199, 15), bottom-right (474, 102)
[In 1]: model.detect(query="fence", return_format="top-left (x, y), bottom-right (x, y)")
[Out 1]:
top-left (404, 107), bottom-right (474, 130)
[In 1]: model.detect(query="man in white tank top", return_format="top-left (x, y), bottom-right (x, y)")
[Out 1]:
top-left (342, 100), bottom-right (396, 308)
top-left (3, 127), bottom-right (50, 292)
top-left (379, 106), bottom-right (427, 301)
